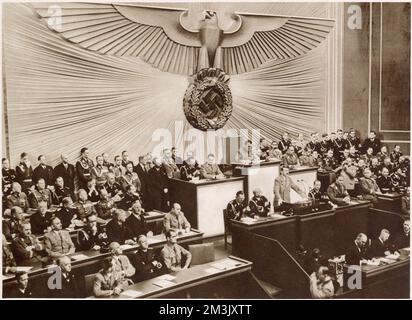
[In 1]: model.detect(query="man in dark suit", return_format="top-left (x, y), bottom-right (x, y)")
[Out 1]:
top-left (394, 219), bottom-right (410, 250)
top-left (4, 272), bottom-right (33, 298)
top-left (54, 176), bottom-right (72, 205)
top-left (30, 201), bottom-right (52, 235)
top-left (126, 200), bottom-right (150, 238)
top-left (103, 172), bottom-right (122, 198)
top-left (2, 158), bottom-right (16, 197)
top-left (54, 154), bottom-right (75, 192)
top-left (135, 156), bottom-right (149, 206)
top-left (49, 256), bottom-right (81, 298)
top-left (345, 233), bottom-right (370, 265)
top-left (106, 209), bottom-right (135, 245)
top-left (369, 229), bottom-right (392, 258)
top-left (32, 155), bottom-right (54, 187)
top-left (12, 221), bottom-right (46, 264)
top-left (147, 157), bottom-right (170, 212)
top-left (132, 235), bottom-right (162, 282)
top-left (362, 131), bottom-right (381, 155)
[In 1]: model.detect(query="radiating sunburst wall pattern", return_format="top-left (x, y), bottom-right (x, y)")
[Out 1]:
top-left (3, 3), bottom-right (331, 166)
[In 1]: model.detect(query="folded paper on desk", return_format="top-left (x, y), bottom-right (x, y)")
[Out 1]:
top-left (365, 259), bottom-right (380, 266)
top-left (158, 274), bottom-right (176, 281)
top-left (70, 254), bottom-right (90, 261)
top-left (210, 259), bottom-right (241, 270)
top-left (153, 279), bottom-right (175, 288)
top-left (204, 267), bottom-right (221, 274)
top-left (385, 254), bottom-right (400, 260)
top-left (121, 290), bottom-right (143, 298)
top-left (240, 217), bottom-right (257, 224)
top-left (380, 258), bottom-right (398, 264)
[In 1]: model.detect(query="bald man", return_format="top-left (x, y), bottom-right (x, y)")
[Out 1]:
top-left (50, 256), bottom-right (80, 298)
top-left (345, 233), bottom-right (370, 265)
top-left (163, 203), bottom-right (191, 234)
top-left (110, 242), bottom-right (135, 284)
top-left (44, 217), bottom-right (75, 259)
top-left (249, 188), bottom-right (271, 217)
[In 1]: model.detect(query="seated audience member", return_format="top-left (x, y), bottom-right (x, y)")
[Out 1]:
top-left (15, 152), bottom-right (34, 193)
top-left (268, 141), bottom-right (283, 160)
top-left (163, 203), bottom-right (191, 234)
top-left (306, 133), bottom-right (321, 153)
top-left (32, 155), bottom-right (54, 187)
top-left (120, 162), bottom-right (141, 192)
top-left (110, 242), bottom-right (135, 284)
top-left (298, 149), bottom-right (312, 167)
top-left (171, 147), bottom-right (183, 165)
top-left (381, 157), bottom-right (394, 173)
top-left (44, 217), bottom-right (76, 259)
top-left (54, 176), bottom-right (72, 205)
top-left (126, 200), bottom-right (151, 238)
top-left (12, 221), bottom-right (45, 264)
top-left (73, 189), bottom-right (96, 221)
top-left (319, 134), bottom-right (332, 155)
top-left (226, 191), bottom-right (251, 221)
top-left (30, 201), bottom-right (52, 235)
top-left (54, 154), bottom-right (76, 192)
top-left (121, 150), bottom-right (133, 168)
top-left (340, 163), bottom-right (358, 197)
top-left (362, 130), bottom-right (381, 155)
top-left (308, 180), bottom-right (329, 203)
top-left (348, 146), bottom-right (360, 162)
top-left (200, 154), bottom-right (225, 180)
top-left (86, 179), bottom-right (100, 203)
top-left (2, 158), bottom-right (16, 197)
top-left (333, 129), bottom-right (346, 159)
top-left (50, 256), bottom-right (81, 298)
top-left (5, 182), bottom-right (29, 211)
top-left (355, 159), bottom-right (367, 178)
top-left (376, 145), bottom-right (390, 164)
top-left (3, 206), bottom-right (25, 241)
top-left (161, 230), bottom-right (192, 272)
top-left (401, 188), bottom-right (410, 216)
top-left (369, 229), bottom-right (394, 258)
top-left (132, 235), bottom-right (162, 282)
top-left (345, 233), bottom-right (369, 265)
top-left (118, 184), bottom-right (140, 211)
top-left (93, 258), bottom-right (124, 298)
top-left (340, 148), bottom-right (351, 164)
top-left (274, 166), bottom-right (307, 207)
top-left (321, 149), bottom-right (339, 172)
top-left (291, 133), bottom-right (305, 157)
top-left (278, 132), bottom-right (291, 154)
top-left (249, 188), bottom-right (271, 217)
top-left (110, 155), bottom-right (126, 182)
top-left (57, 197), bottom-right (78, 229)
top-left (359, 168), bottom-right (381, 204)
top-left (309, 266), bottom-right (335, 299)
top-left (394, 219), bottom-right (410, 250)
top-left (347, 128), bottom-right (361, 150)
top-left (180, 157), bottom-right (201, 181)
top-left (282, 145), bottom-right (300, 168)
top-left (4, 271), bottom-right (33, 298)
top-left (78, 214), bottom-right (108, 251)
top-left (106, 209), bottom-right (135, 245)
top-left (103, 172), bottom-right (122, 199)
top-left (147, 157), bottom-right (170, 211)
top-left (308, 150), bottom-right (322, 167)
top-left (91, 155), bottom-right (109, 188)
top-left (376, 167), bottom-right (394, 193)
top-left (162, 148), bottom-right (180, 178)
top-left (3, 234), bottom-right (17, 275)
top-left (182, 151), bottom-right (200, 168)
top-left (95, 189), bottom-right (116, 222)
top-left (361, 147), bottom-right (374, 165)
top-left (369, 157), bottom-right (381, 178)
top-left (28, 178), bottom-right (51, 209)
top-left (390, 145), bottom-right (403, 165)
top-left (391, 167), bottom-right (408, 191)
top-left (327, 175), bottom-right (350, 206)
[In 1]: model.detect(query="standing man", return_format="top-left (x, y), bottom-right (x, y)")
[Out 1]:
top-left (15, 152), bottom-right (33, 192)
top-left (76, 147), bottom-right (94, 190)
top-left (147, 157), bottom-right (170, 211)
top-left (54, 154), bottom-right (75, 193)
top-left (362, 131), bottom-right (381, 155)
top-left (278, 132), bottom-right (291, 154)
top-left (274, 166), bottom-right (307, 207)
top-left (2, 158), bottom-right (16, 197)
top-left (135, 155), bottom-right (149, 206)
top-left (121, 150), bottom-right (133, 168)
top-left (33, 155), bottom-right (54, 187)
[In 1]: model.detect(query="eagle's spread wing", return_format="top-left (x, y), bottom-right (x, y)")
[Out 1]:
top-left (32, 3), bottom-right (201, 75)
top-left (220, 13), bottom-right (335, 74)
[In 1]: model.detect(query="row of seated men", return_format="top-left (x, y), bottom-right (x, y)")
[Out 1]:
top-left (224, 166), bottom-right (410, 221)
top-left (2, 148), bottom-right (226, 214)
top-left (3, 229), bottom-right (192, 298)
top-left (304, 219), bottom-right (410, 298)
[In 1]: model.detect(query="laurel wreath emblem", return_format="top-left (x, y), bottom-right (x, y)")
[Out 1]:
top-left (183, 68), bottom-right (233, 131)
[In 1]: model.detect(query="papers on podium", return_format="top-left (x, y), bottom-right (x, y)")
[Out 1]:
top-left (121, 289), bottom-right (143, 298)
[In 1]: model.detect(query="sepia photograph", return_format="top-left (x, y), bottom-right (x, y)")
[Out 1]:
top-left (1, 0), bottom-right (410, 304)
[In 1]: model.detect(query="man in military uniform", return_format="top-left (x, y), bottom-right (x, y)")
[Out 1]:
top-left (160, 230), bottom-right (192, 272)
top-left (390, 145), bottom-right (403, 165)
top-left (362, 131), bottom-right (381, 155)
top-left (306, 133), bottom-right (321, 153)
top-left (376, 145), bottom-right (390, 164)
top-left (92, 155), bottom-right (109, 189)
top-left (76, 147), bottom-right (94, 190)
top-left (54, 176), bottom-right (72, 205)
top-left (162, 148), bottom-right (180, 178)
top-left (274, 166), bottom-right (307, 207)
top-left (30, 201), bottom-right (53, 235)
top-left (3, 206), bottom-right (25, 241)
top-left (12, 221), bottom-right (46, 264)
top-left (5, 182), bottom-right (29, 211)
top-left (249, 188), bottom-right (271, 217)
top-left (282, 145), bottom-right (300, 168)
top-left (376, 167), bottom-right (394, 193)
top-left (118, 184), bottom-right (140, 211)
top-left (163, 203), bottom-right (191, 234)
top-left (54, 154), bottom-right (75, 193)
top-left (359, 168), bottom-right (381, 204)
top-left (73, 189), bottom-right (96, 221)
top-left (95, 189), bottom-right (116, 222)
top-left (44, 216), bottom-right (76, 259)
top-left (110, 155), bottom-right (126, 182)
top-left (56, 197), bottom-right (78, 229)
top-left (102, 152), bottom-right (114, 170)
top-left (319, 134), bottom-right (332, 156)
top-left (2, 158), bottom-right (16, 197)
top-left (78, 214), bottom-right (108, 251)
top-left (226, 191), bottom-right (251, 221)
top-left (308, 180), bottom-right (328, 203)
top-left (327, 175), bottom-right (351, 206)
top-left (121, 150), bottom-right (133, 168)
top-left (105, 209), bottom-right (135, 245)
top-left (180, 157), bottom-right (201, 181)
top-left (347, 128), bottom-right (361, 151)
top-left (32, 155), bottom-right (54, 187)
top-left (86, 179), bottom-right (100, 202)
top-left (278, 132), bottom-right (291, 154)
top-left (15, 152), bottom-right (33, 193)
top-left (131, 235), bottom-right (162, 282)
top-left (103, 172), bottom-right (123, 199)
top-left (28, 178), bottom-right (52, 209)
top-left (332, 129), bottom-right (346, 159)
top-left (147, 157), bottom-right (170, 211)
top-left (321, 149), bottom-right (339, 172)
top-left (348, 146), bottom-right (360, 162)
top-left (120, 162), bottom-right (141, 193)
top-left (200, 153), bottom-right (225, 179)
